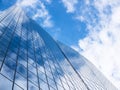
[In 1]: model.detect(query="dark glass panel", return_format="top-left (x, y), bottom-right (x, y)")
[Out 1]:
top-left (19, 49), bottom-right (27, 60)
top-left (0, 51), bottom-right (5, 65)
top-left (9, 41), bottom-right (19, 50)
top-left (17, 63), bottom-right (27, 78)
top-left (0, 37), bottom-right (10, 47)
top-left (7, 51), bottom-right (17, 60)
top-left (0, 43), bottom-right (7, 54)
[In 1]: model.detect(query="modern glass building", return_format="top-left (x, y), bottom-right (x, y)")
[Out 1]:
top-left (0, 5), bottom-right (117, 90)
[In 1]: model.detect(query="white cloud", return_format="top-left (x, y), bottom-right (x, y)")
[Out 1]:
top-left (59, 42), bottom-right (117, 89)
top-left (45, 0), bottom-right (52, 4)
top-left (16, 0), bottom-right (53, 28)
top-left (17, 0), bottom-right (36, 7)
top-left (61, 0), bottom-right (78, 13)
top-left (73, 0), bottom-right (120, 89)
top-left (71, 45), bottom-right (80, 52)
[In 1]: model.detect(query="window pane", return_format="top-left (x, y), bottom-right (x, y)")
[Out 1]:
top-left (28, 82), bottom-right (39, 90)
top-left (38, 71), bottom-right (46, 82)
top-left (7, 51), bottom-right (17, 61)
top-left (40, 80), bottom-right (49, 90)
top-left (1, 65), bottom-right (14, 81)
top-left (28, 71), bottom-right (38, 86)
top-left (17, 63), bottom-right (27, 78)
top-left (15, 72), bottom-right (27, 90)
top-left (14, 84), bottom-right (24, 90)
top-left (0, 51), bottom-right (4, 67)
top-left (0, 37), bottom-right (10, 46)
top-left (0, 74), bottom-right (12, 90)
top-left (0, 43), bottom-right (7, 53)
top-left (28, 64), bottom-right (37, 75)
top-left (18, 57), bottom-right (27, 68)
top-left (4, 56), bottom-right (16, 70)
top-left (9, 43), bottom-right (18, 53)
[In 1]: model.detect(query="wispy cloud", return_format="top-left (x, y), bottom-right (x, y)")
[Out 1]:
top-left (44, 0), bottom-right (52, 4)
top-left (61, 0), bottom-right (78, 13)
top-left (70, 0), bottom-right (120, 89)
top-left (59, 42), bottom-right (117, 89)
top-left (16, 0), bottom-right (53, 28)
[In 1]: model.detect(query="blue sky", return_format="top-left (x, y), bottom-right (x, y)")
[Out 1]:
top-left (0, 0), bottom-right (120, 89)
top-left (0, 0), bottom-right (88, 46)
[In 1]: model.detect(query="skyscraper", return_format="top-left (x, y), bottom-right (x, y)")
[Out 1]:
top-left (0, 5), bottom-right (117, 90)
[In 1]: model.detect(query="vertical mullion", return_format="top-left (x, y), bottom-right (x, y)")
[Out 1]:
top-left (22, 14), bottom-right (30, 90)
top-left (54, 42), bottom-right (90, 90)
top-left (26, 20), bottom-right (29, 90)
top-left (42, 52), bottom-right (51, 90)
top-left (47, 49), bottom-right (70, 90)
top-left (30, 25), bottom-right (41, 90)
top-left (35, 38), bottom-right (51, 90)
top-left (38, 38), bottom-right (66, 90)
top-left (67, 74), bottom-right (80, 90)
top-left (0, 8), bottom-right (18, 39)
top-left (50, 52), bottom-right (75, 90)
top-left (62, 68), bottom-right (79, 90)
top-left (37, 39), bottom-right (59, 90)
top-left (0, 5), bottom-right (16, 23)
top-left (48, 53), bottom-right (66, 90)
top-left (41, 40), bottom-right (72, 90)
top-left (84, 61), bottom-right (105, 89)
top-left (45, 56), bottom-right (59, 90)
top-left (39, 38), bottom-right (86, 90)
top-left (0, 9), bottom-right (21, 72)
top-left (26, 20), bottom-right (41, 89)
top-left (12, 11), bottom-right (23, 90)
top-left (48, 45), bottom-right (85, 90)
top-left (64, 74), bottom-right (77, 90)
top-left (31, 31), bottom-right (41, 90)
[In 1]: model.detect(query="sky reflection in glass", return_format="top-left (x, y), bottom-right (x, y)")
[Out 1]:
top-left (0, 5), bottom-right (117, 90)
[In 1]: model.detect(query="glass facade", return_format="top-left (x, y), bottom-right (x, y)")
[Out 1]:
top-left (0, 5), bottom-right (117, 90)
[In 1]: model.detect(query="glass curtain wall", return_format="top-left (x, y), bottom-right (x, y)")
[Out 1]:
top-left (0, 5), bottom-right (117, 90)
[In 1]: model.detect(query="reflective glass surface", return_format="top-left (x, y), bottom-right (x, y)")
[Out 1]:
top-left (0, 5), bottom-right (117, 90)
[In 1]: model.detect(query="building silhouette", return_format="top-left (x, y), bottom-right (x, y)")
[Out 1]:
top-left (0, 5), bottom-right (117, 90)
